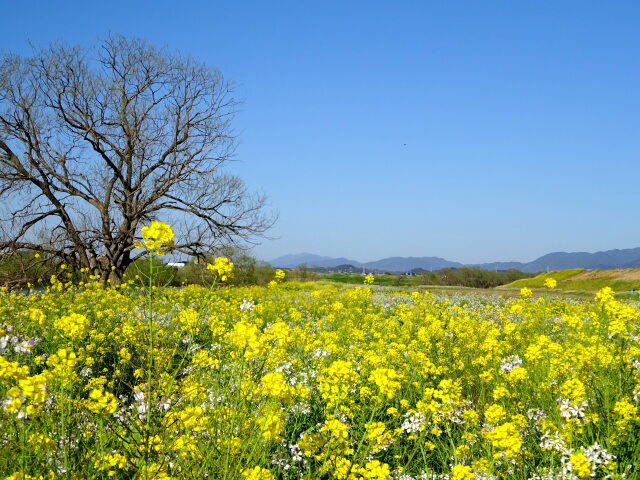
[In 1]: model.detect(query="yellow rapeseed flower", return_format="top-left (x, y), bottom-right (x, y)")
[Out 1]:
top-left (520, 287), bottom-right (533, 299)
top-left (274, 269), bottom-right (286, 282)
top-left (569, 452), bottom-right (591, 479)
top-left (86, 388), bottom-right (118, 415)
top-left (241, 466), bottom-right (273, 480)
top-left (451, 464), bottom-right (474, 480)
top-left (207, 256), bottom-right (234, 282)
top-left (135, 221), bottom-right (174, 254)
top-left (54, 313), bottom-right (89, 339)
top-left (485, 422), bottom-right (521, 459)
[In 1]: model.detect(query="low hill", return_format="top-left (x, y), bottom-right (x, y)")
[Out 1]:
top-left (270, 253), bottom-right (362, 268)
top-left (363, 256), bottom-right (463, 271)
top-left (519, 247), bottom-right (640, 272)
top-left (271, 247), bottom-right (640, 273)
top-left (500, 268), bottom-right (640, 292)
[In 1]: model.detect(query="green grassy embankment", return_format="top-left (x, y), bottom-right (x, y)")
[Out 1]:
top-left (322, 273), bottom-right (423, 287)
top-left (500, 267), bottom-right (640, 294)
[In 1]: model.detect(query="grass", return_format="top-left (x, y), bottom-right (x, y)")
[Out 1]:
top-left (501, 269), bottom-right (585, 289)
top-left (501, 267), bottom-right (640, 294)
top-left (322, 273), bottom-right (423, 287)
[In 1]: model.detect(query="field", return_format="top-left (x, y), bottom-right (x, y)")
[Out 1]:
top-left (1, 273), bottom-right (640, 479)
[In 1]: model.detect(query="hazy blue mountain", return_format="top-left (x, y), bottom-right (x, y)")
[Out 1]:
top-left (269, 247), bottom-right (640, 273)
top-left (623, 257), bottom-right (640, 268)
top-left (270, 253), bottom-right (362, 268)
top-left (363, 256), bottom-right (463, 271)
top-left (519, 247), bottom-right (640, 273)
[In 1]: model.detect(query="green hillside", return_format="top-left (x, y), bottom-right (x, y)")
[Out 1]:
top-left (500, 268), bottom-right (640, 293)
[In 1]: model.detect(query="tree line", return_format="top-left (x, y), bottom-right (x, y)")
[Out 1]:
top-left (0, 247), bottom-right (277, 287)
top-left (323, 267), bottom-right (533, 288)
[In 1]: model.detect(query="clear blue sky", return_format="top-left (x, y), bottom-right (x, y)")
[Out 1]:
top-left (3, 1), bottom-right (639, 263)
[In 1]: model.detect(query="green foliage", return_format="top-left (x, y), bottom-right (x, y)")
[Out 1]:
top-left (323, 273), bottom-right (368, 284)
top-left (418, 270), bottom-right (441, 285)
top-left (213, 246), bottom-right (277, 286)
top-left (0, 250), bottom-right (57, 287)
top-left (0, 246), bottom-right (277, 288)
top-left (502, 268), bottom-right (640, 293)
top-left (324, 268), bottom-right (532, 289)
top-left (173, 247), bottom-right (277, 287)
top-left (504, 269), bottom-right (585, 289)
top-left (286, 264), bottom-right (322, 282)
top-left (123, 257), bottom-right (178, 286)
top-left (173, 261), bottom-right (211, 286)
top-left (562, 278), bottom-right (640, 292)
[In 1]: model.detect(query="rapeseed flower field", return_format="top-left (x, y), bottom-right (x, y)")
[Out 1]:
top-left (1, 228), bottom-right (639, 479)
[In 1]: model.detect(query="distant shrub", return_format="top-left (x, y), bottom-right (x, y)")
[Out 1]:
top-left (123, 257), bottom-right (178, 286)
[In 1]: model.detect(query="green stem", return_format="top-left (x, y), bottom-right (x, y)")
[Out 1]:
top-left (145, 252), bottom-right (155, 480)
top-left (344, 404), bottom-right (379, 479)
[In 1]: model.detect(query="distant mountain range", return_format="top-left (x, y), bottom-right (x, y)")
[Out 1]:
top-left (269, 247), bottom-right (640, 274)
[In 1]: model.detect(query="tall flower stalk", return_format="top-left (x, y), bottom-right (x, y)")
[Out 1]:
top-left (135, 221), bottom-right (174, 478)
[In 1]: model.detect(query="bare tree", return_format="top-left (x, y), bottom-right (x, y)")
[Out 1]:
top-left (0, 35), bottom-right (273, 283)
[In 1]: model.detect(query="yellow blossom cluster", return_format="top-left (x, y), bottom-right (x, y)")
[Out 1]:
top-left (135, 220), bottom-right (174, 254)
top-left (53, 313), bottom-right (89, 339)
top-left (86, 387), bottom-right (118, 415)
top-left (207, 256), bottom-right (234, 282)
top-left (274, 269), bottom-right (286, 282)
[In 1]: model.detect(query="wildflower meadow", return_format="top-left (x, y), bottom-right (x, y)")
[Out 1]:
top-left (1, 224), bottom-right (640, 479)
